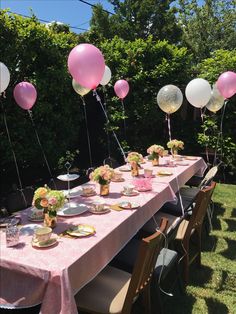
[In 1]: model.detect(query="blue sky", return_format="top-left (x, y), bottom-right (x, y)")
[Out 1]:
top-left (1, 0), bottom-right (114, 33)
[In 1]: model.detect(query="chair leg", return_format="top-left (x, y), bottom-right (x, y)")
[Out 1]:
top-left (196, 228), bottom-right (202, 267)
top-left (150, 278), bottom-right (164, 314)
top-left (142, 286), bottom-right (152, 314)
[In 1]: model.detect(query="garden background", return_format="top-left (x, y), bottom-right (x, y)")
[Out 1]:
top-left (0, 0), bottom-right (236, 199)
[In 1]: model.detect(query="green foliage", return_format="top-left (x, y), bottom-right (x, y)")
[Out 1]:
top-left (196, 49), bottom-right (236, 172)
top-left (90, 0), bottom-right (182, 43)
top-left (178, 0), bottom-right (236, 61)
top-left (197, 116), bottom-right (236, 171)
top-left (57, 149), bottom-right (80, 170)
top-left (0, 10), bottom-right (82, 182)
top-left (98, 36), bottom-right (192, 155)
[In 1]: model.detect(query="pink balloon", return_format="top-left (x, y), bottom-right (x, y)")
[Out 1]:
top-left (68, 43), bottom-right (105, 90)
top-left (13, 82), bottom-right (37, 110)
top-left (216, 71), bottom-right (236, 99)
top-left (114, 79), bottom-right (130, 99)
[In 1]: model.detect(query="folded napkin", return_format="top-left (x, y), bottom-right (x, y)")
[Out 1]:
top-left (110, 204), bottom-right (124, 211)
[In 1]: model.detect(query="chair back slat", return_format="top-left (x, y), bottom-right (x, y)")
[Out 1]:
top-left (185, 181), bottom-right (216, 240)
top-left (122, 218), bottom-right (168, 313)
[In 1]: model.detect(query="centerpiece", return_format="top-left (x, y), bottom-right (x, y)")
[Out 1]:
top-left (147, 144), bottom-right (165, 166)
top-left (32, 186), bottom-right (65, 228)
top-left (127, 152), bottom-right (142, 176)
top-left (167, 139), bottom-right (184, 156)
top-left (89, 164), bottom-right (114, 196)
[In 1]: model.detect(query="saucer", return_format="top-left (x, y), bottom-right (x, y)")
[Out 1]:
top-left (185, 156), bottom-right (198, 160)
top-left (28, 214), bottom-right (44, 222)
top-left (32, 237), bottom-right (58, 248)
top-left (121, 190), bottom-right (139, 196)
top-left (89, 207), bottom-right (110, 214)
top-left (111, 178), bottom-right (125, 182)
top-left (119, 166), bottom-right (131, 172)
top-left (157, 171), bottom-right (173, 176)
top-left (136, 187), bottom-right (152, 192)
top-left (81, 191), bottom-right (96, 197)
top-left (118, 201), bottom-right (139, 209)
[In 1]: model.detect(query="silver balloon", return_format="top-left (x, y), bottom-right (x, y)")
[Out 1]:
top-left (206, 84), bottom-right (225, 113)
top-left (157, 85), bottom-right (183, 114)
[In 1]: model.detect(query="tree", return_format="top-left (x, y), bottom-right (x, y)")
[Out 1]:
top-left (177, 0), bottom-right (236, 61)
top-left (89, 1), bottom-right (182, 43)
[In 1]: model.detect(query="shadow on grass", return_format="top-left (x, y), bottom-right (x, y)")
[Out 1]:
top-left (231, 208), bottom-right (236, 217)
top-left (211, 202), bottom-right (226, 231)
top-left (206, 297), bottom-right (229, 314)
top-left (189, 263), bottom-right (213, 287)
top-left (223, 218), bottom-right (236, 232)
top-left (221, 238), bottom-right (236, 260)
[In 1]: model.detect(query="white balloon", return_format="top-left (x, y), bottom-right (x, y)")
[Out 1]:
top-left (157, 85), bottom-right (183, 114)
top-left (100, 65), bottom-right (111, 86)
top-left (185, 78), bottom-right (211, 108)
top-left (0, 62), bottom-right (10, 93)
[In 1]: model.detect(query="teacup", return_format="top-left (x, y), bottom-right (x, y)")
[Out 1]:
top-left (123, 184), bottom-right (135, 195)
top-left (144, 168), bottom-right (153, 178)
top-left (113, 171), bottom-right (123, 181)
top-left (92, 201), bottom-right (105, 212)
top-left (82, 184), bottom-right (95, 195)
top-left (34, 227), bottom-right (52, 242)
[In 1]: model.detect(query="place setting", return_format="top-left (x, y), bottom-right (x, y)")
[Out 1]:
top-left (31, 226), bottom-right (59, 248)
top-left (60, 224), bottom-right (96, 238)
top-left (88, 200), bottom-right (111, 214)
top-left (120, 184), bottom-right (139, 196)
top-left (111, 171), bottom-right (125, 182)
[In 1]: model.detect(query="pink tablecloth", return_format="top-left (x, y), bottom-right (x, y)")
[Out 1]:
top-left (0, 157), bottom-right (206, 314)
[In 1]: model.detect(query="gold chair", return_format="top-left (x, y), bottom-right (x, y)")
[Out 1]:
top-left (75, 218), bottom-right (168, 314)
top-left (175, 181), bottom-right (216, 284)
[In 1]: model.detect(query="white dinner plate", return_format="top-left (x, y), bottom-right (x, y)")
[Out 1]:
top-left (20, 224), bottom-right (42, 235)
top-left (57, 203), bottom-right (89, 217)
top-left (63, 188), bottom-right (82, 198)
top-left (57, 174), bottom-right (80, 181)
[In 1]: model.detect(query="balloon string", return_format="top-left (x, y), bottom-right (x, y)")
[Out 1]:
top-left (1, 99), bottom-right (27, 207)
top-left (102, 86), bottom-right (111, 158)
top-left (200, 107), bottom-right (209, 165)
top-left (93, 90), bottom-right (127, 162)
top-left (167, 114), bottom-right (172, 141)
top-left (121, 99), bottom-right (127, 141)
top-left (213, 99), bottom-right (227, 166)
top-left (28, 110), bottom-right (57, 189)
top-left (80, 96), bottom-right (93, 168)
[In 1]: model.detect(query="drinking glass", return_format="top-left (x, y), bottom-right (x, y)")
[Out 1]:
top-left (6, 219), bottom-right (19, 247)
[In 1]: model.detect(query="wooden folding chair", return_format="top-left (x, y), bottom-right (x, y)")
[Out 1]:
top-left (75, 218), bottom-right (168, 314)
top-left (175, 181), bottom-right (216, 285)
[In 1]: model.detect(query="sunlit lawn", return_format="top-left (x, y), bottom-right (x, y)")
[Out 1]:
top-left (164, 183), bottom-right (236, 314)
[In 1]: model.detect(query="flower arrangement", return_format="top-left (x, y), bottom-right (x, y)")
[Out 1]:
top-left (33, 186), bottom-right (65, 214)
top-left (167, 139), bottom-right (184, 152)
top-left (89, 164), bottom-right (114, 185)
top-left (147, 144), bottom-right (165, 160)
top-left (127, 152), bottom-right (142, 164)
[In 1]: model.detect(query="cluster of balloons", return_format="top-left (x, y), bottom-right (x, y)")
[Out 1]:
top-left (1, 43), bottom-right (236, 113)
top-left (68, 43), bottom-right (130, 100)
top-left (157, 71), bottom-right (236, 115)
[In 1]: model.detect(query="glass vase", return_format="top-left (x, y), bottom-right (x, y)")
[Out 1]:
top-left (100, 184), bottom-right (110, 196)
top-left (44, 209), bottom-right (57, 228)
top-left (131, 162), bottom-right (139, 177)
top-left (152, 157), bottom-right (159, 166)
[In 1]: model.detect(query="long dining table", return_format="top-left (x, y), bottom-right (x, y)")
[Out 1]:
top-left (0, 156), bottom-right (207, 314)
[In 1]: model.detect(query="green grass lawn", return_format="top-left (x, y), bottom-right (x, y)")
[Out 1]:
top-left (164, 183), bottom-right (236, 314)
